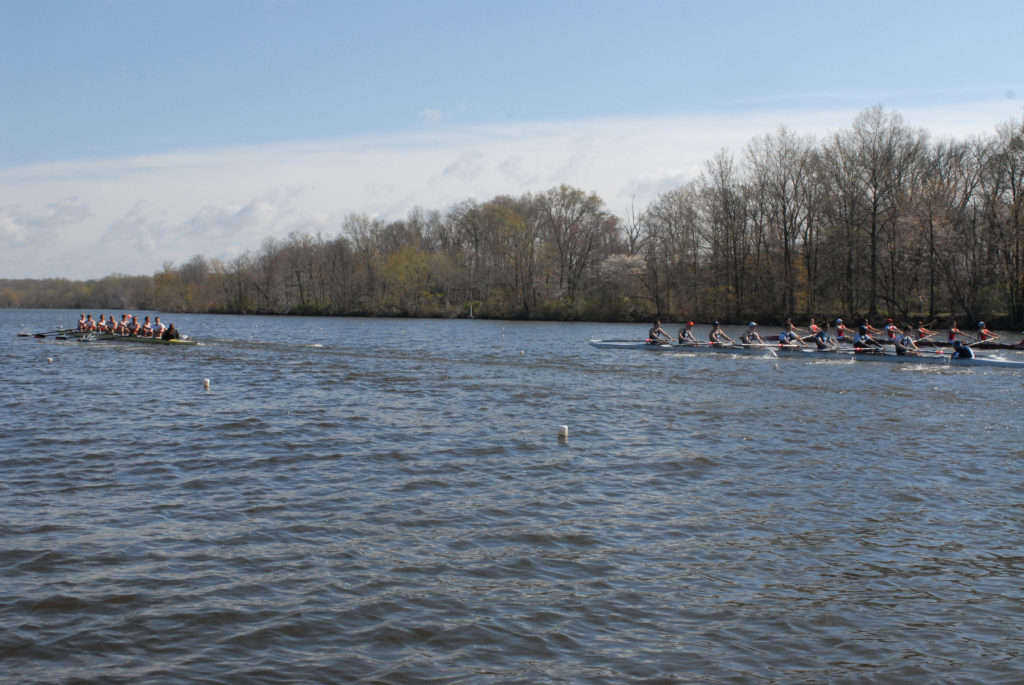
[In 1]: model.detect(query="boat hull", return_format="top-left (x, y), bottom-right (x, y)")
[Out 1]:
top-left (589, 339), bottom-right (1024, 368)
top-left (589, 340), bottom-right (851, 358)
top-left (59, 331), bottom-right (197, 346)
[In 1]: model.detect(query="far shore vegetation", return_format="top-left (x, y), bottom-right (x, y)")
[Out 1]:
top-left (3, 107), bottom-right (1023, 328)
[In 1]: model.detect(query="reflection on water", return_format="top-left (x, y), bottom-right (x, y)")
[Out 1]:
top-left (2, 310), bottom-right (1023, 682)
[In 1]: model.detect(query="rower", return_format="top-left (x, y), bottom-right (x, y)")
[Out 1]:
top-left (952, 340), bottom-right (974, 359)
top-left (96, 314), bottom-right (107, 332)
top-left (862, 319), bottom-right (883, 335)
top-left (916, 321), bottom-right (936, 340)
top-left (648, 320), bottom-right (672, 345)
top-left (141, 316), bottom-right (153, 337)
top-left (152, 316), bottom-right (167, 338)
top-left (814, 322), bottom-right (836, 350)
top-left (740, 322), bottom-right (764, 345)
top-left (677, 321), bottom-right (698, 345)
top-left (128, 316), bottom-right (141, 336)
top-left (947, 321), bottom-right (962, 344)
top-left (709, 321), bottom-right (734, 346)
top-left (976, 322), bottom-right (997, 342)
top-left (835, 318), bottom-right (852, 343)
top-left (854, 325), bottom-right (883, 349)
top-left (77, 313), bottom-right (87, 331)
top-left (778, 322), bottom-right (806, 347)
top-left (84, 314), bottom-right (96, 331)
top-left (883, 318), bottom-right (901, 342)
top-left (784, 317), bottom-right (808, 338)
top-left (894, 330), bottom-right (920, 356)
top-left (807, 318), bottom-right (822, 335)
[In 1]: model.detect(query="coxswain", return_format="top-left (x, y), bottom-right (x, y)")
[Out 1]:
top-left (740, 322), bottom-right (765, 345)
top-left (648, 320), bottom-right (672, 345)
top-left (152, 316), bottom-right (167, 338)
top-left (709, 321), bottom-right (735, 346)
top-left (677, 321), bottom-right (698, 345)
top-left (894, 330), bottom-right (920, 356)
top-left (916, 321), bottom-right (936, 340)
top-left (162, 323), bottom-right (179, 341)
top-left (976, 322), bottom-right (998, 342)
top-left (946, 321), bottom-right (962, 344)
top-left (835, 318), bottom-right (853, 343)
top-left (814, 322), bottom-right (836, 350)
top-left (952, 340), bottom-right (974, 359)
top-left (854, 325), bottom-right (883, 349)
top-left (778, 322), bottom-right (806, 347)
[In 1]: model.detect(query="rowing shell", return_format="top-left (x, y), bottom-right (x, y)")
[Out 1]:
top-left (589, 339), bottom-right (1024, 368)
top-left (589, 339), bottom-right (847, 358)
top-left (63, 331), bottom-right (197, 346)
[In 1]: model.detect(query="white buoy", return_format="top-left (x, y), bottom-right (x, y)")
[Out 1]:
top-left (48, 357), bottom-right (53, 363)
top-left (558, 425), bottom-right (569, 439)
top-left (203, 378), bottom-right (211, 390)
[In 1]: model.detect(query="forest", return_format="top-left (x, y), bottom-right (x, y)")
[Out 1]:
top-left (3, 107), bottom-right (1023, 327)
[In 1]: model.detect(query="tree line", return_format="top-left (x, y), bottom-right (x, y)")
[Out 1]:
top-left (3, 106), bottom-right (1023, 327)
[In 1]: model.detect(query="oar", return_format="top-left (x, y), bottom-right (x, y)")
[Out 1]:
top-left (17, 329), bottom-right (65, 338)
top-left (967, 337), bottom-right (995, 348)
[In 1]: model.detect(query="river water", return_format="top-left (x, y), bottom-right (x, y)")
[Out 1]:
top-left (2, 309), bottom-right (1023, 683)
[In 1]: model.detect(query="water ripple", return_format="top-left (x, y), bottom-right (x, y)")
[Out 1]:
top-left (2, 313), bottom-right (1023, 682)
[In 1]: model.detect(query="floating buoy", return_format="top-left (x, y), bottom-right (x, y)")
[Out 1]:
top-left (203, 378), bottom-right (211, 390)
top-left (558, 425), bottom-right (569, 439)
top-left (47, 357), bottom-right (53, 363)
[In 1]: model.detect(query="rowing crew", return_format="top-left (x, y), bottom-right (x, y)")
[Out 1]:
top-left (77, 313), bottom-right (180, 340)
top-left (649, 319), bottom-right (985, 359)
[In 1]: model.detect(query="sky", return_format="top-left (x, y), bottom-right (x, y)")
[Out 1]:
top-left (2, 0), bottom-right (1022, 281)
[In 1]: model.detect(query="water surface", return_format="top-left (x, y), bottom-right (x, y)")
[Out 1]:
top-left (2, 310), bottom-right (1023, 682)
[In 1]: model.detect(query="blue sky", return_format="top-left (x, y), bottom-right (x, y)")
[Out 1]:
top-left (2, 0), bottom-right (1022, 279)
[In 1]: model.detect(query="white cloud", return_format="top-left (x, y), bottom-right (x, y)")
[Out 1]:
top-left (419, 109), bottom-right (444, 125)
top-left (2, 100), bottom-right (1021, 279)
